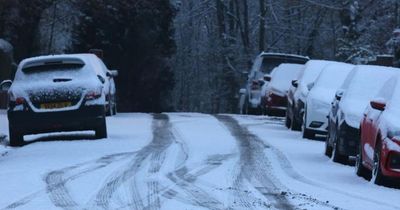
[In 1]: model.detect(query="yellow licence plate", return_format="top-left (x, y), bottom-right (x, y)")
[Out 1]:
top-left (40, 102), bottom-right (72, 109)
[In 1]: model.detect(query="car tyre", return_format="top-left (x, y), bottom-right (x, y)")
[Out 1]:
top-left (112, 104), bottom-right (117, 115)
top-left (371, 141), bottom-right (388, 186)
top-left (95, 118), bottom-right (108, 139)
top-left (355, 143), bottom-right (371, 180)
top-left (332, 139), bottom-right (348, 164)
top-left (291, 114), bottom-right (301, 131)
top-left (324, 134), bottom-right (333, 157)
top-left (9, 126), bottom-right (24, 147)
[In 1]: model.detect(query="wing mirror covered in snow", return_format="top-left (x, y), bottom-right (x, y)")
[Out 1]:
top-left (239, 88), bottom-right (246, 95)
top-left (291, 80), bottom-right (298, 88)
top-left (107, 70), bottom-right (119, 77)
top-left (370, 99), bottom-right (386, 111)
top-left (335, 89), bottom-right (344, 101)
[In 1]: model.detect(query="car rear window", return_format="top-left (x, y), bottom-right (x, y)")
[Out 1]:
top-left (22, 63), bottom-right (84, 74)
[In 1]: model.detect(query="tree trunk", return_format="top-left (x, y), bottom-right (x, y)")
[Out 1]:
top-left (259, 0), bottom-right (266, 52)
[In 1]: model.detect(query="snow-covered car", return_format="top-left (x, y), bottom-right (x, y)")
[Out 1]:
top-left (264, 63), bottom-right (304, 116)
top-left (285, 60), bottom-right (337, 131)
top-left (7, 54), bottom-right (108, 146)
top-left (87, 55), bottom-right (118, 116)
top-left (325, 65), bottom-right (398, 164)
top-left (302, 63), bottom-right (354, 139)
top-left (357, 76), bottom-right (400, 186)
top-left (239, 52), bottom-right (309, 115)
top-left (0, 80), bottom-right (12, 109)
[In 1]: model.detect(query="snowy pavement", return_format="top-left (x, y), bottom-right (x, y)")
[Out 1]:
top-left (0, 112), bottom-right (399, 210)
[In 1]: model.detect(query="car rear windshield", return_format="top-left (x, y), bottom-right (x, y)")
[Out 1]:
top-left (260, 56), bottom-right (308, 74)
top-left (22, 63), bottom-right (84, 74)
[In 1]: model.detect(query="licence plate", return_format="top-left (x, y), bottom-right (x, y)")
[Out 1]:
top-left (40, 102), bottom-right (72, 109)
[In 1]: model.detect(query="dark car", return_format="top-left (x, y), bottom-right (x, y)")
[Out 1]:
top-left (239, 52), bottom-right (309, 115)
top-left (325, 65), bottom-right (398, 164)
top-left (357, 77), bottom-right (400, 186)
top-left (7, 54), bottom-right (108, 146)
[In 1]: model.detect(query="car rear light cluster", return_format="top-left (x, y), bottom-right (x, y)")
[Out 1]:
top-left (9, 92), bottom-right (25, 105)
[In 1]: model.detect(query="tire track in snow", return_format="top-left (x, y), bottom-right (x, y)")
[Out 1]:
top-left (44, 153), bottom-right (133, 210)
top-left (90, 114), bottom-right (174, 210)
top-left (240, 115), bottom-right (400, 210)
top-left (216, 115), bottom-right (295, 210)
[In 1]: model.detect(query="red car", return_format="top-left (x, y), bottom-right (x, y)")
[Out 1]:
top-left (357, 77), bottom-right (400, 186)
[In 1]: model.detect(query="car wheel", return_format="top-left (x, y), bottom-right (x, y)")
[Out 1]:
top-left (324, 132), bottom-right (333, 157)
top-left (371, 142), bottom-right (388, 186)
top-left (95, 118), bottom-right (108, 139)
top-left (355, 143), bottom-right (372, 180)
top-left (332, 137), bottom-right (348, 164)
top-left (112, 104), bottom-right (117, 115)
top-left (291, 111), bottom-right (301, 131)
top-left (9, 126), bottom-right (24, 147)
top-left (285, 114), bottom-right (291, 129)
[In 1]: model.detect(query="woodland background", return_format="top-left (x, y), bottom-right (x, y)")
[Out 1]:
top-left (0, 0), bottom-right (399, 113)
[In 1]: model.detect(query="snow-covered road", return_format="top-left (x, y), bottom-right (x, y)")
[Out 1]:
top-left (0, 112), bottom-right (399, 210)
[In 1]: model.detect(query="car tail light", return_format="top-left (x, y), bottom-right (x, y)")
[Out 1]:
top-left (9, 92), bottom-right (25, 105)
top-left (85, 89), bottom-right (102, 100)
top-left (15, 97), bottom-right (25, 105)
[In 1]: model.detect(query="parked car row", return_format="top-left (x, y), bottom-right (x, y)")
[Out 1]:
top-left (5, 53), bottom-right (118, 146)
top-left (241, 52), bottom-right (400, 187)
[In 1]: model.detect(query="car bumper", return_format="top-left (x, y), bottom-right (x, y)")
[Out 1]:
top-left (306, 111), bottom-right (328, 134)
top-left (338, 122), bottom-right (359, 156)
top-left (8, 105), bottom-right (105, 135)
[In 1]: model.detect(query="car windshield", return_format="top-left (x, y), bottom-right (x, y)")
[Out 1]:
top-left (344, 66), bottom-right (397, 101)
top-left (314, 64), bottom-right (353, 90)
top-left (260, 56), bottom-right (308, 74)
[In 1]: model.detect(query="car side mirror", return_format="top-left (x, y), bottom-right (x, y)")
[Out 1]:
top-left (239, 88), bottom-right (246, 94)
top-left (263, 74), bottom-right (271, 82)
top-left (291, 80), bottom-right (298, 88)
top-left (107, 70), bottom-right (119, 77)
top-left (0, 80), bottom-right (12, 91)
top-left (370, 100), bottom-right (386, 111)
top-left (335, 90), bottom-right (344, 101)
top-left (307, 82), bottom-right (314, 91)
